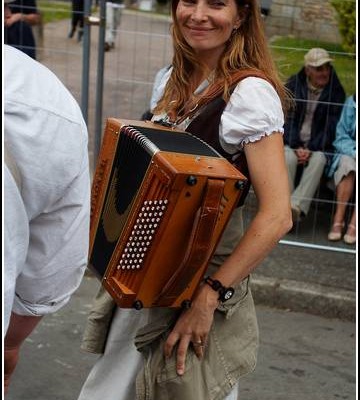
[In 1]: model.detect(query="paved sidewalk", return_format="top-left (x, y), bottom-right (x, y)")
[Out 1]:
top-left (251, 242), bottom-right (356, 321)
top-left (38, 10), bottom-right (356, 322)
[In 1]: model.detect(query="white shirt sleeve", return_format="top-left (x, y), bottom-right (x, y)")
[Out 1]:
top-left (4, 46), bottom-right (91, 324)
top-left (219, 77), bottom-right (284, 154)
top-left (150, 66), bottom-right (173, 111)
top-left (149, 71), bottom-right (284, 154)
top-left (4, 166), bottom-right (30, 333)
top-left (11, 147), bottom-right (90, 319)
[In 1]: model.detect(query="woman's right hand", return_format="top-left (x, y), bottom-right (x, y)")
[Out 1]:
top-left (163, 284), bottom-right (218, 376)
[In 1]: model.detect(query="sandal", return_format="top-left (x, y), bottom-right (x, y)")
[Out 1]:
top-left (343, 224), bottom-right (356, 245)
top-left (328, 222), bottom-right (344, 241)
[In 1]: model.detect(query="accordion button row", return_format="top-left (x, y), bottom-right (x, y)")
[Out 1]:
top-left (116, 198), bottom-right (169, 271)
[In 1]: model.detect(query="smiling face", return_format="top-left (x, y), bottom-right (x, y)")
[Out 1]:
top-left (175, 0), bottom-right (241, 67)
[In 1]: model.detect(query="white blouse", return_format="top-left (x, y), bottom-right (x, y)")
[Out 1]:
top-left (150, 67), bottom-right (284, 156)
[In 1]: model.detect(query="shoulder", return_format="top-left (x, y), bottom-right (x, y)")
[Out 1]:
top-left (345, 94), bottom-right (356, 108)
top-left (286, 69), bottom-right (305, 85)
top-left (24, 0), bottom-right (38, 13)
top-left (11, 0), bottom-right (38, 13)
top-left (232, 76), bottom-right (279, 97)
top-left (5, 45), bottom-right (86, 129)
top-left (228, 77), bottom-right (283, 118)
top-left (340, 95), bottom-right (356, 123)
top-left (150, 66), bottom-right (172, 110)
top-left (153, 65), bottom-right (172, 89)
top-left (328, 69), bottom-right (346, 96)
top-left (4, 46), bottom-right (88, 202)
top-left (220, 77), bottom-right (284, 151)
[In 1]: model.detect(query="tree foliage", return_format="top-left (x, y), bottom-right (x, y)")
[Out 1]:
top-left (330, 0), bottom-right (356, 54)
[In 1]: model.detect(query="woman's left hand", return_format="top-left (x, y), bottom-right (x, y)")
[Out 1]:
top-left (163, 285), bottom-right (218, 376)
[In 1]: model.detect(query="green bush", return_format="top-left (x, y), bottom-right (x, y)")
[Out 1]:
top-left (330, 0), bottom-right (356, 54)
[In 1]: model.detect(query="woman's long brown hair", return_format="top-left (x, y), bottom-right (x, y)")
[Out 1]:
top-left (153, 0), bottom-right (290, 118)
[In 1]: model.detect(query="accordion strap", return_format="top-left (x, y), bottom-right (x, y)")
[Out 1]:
top-left (155, 179), bottom-right (225, 305)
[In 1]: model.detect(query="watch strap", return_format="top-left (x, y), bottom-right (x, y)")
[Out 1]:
top-left (203, 276), bottom-right (234, 302)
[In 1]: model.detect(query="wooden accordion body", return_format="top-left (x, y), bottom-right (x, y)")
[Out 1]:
top-left (89, 118), bottom-right (247, 309)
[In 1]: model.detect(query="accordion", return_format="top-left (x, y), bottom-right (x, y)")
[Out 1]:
top-left (89, 118), bottom-right (248, 309)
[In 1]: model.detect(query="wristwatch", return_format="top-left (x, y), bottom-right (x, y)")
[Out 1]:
top-left (203, 276), bottom-right (234, 302)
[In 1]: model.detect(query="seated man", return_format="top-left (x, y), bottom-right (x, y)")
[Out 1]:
top-left (283, 48), bottom-right (346, 223)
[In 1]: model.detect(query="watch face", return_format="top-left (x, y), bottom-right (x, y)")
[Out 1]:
top-left (222, 288), bottom-right (234, 302)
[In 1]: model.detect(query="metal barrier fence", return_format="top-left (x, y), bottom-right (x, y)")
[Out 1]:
top-left (7, 0), bottom-right (356, 254)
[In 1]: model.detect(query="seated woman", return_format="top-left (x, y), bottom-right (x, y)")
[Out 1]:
top-left (327, 94), bottom-right (356, 244)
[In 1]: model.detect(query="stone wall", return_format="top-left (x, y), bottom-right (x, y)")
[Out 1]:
top-left (264, 0), bottom-right (341, 43)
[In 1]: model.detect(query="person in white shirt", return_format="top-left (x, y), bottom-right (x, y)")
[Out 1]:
top-left (3, 44), bottom-right (91, 394)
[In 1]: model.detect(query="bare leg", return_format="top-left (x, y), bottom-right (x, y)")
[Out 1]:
top-left (344, 207), bottom-right (356, 244)
top-left (348, 208), bottom-right (356, 227)
top-left (328, 172), bottom-right (355, 240)
top-left (333, 172), bottom-right (355, 223)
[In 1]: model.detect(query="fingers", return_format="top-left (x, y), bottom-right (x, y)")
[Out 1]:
top-left (164, 333), bottom-right (191, 376)
top-left (164, 334), bottom-right (207, 376)
top-left (175, 337), bottom-right (191, 376)
top-left (163, 332), bottom-right (180, 359)
top-left (191, 338), bottom-right (206, 360)
top-left (176, 337), bottom-right (207, 376)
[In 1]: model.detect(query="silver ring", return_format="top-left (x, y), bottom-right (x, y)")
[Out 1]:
top-left (192, 341), bottom-right (204, 347)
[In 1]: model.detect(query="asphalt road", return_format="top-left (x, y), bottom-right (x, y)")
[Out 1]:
top-left (6, 274), bottom-right (356, 400)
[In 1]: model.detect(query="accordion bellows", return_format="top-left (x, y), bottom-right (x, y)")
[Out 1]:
top-left (89, 118), bottom-right (247, 309)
